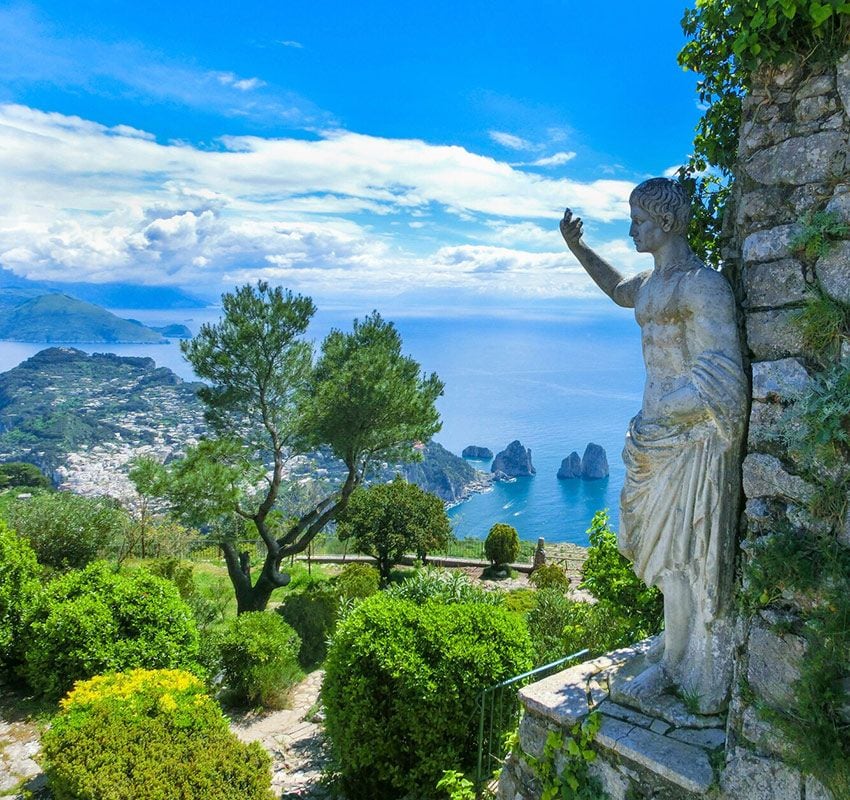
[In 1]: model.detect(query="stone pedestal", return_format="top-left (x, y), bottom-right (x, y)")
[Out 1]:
top-left (498, 639), bottom-right (833, 800)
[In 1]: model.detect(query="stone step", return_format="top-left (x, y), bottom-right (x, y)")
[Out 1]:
top-left (596, 715), bottom-right (715, 796)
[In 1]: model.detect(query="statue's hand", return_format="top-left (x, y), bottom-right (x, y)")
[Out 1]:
top-left (560, 208), bottom-right (583, 247)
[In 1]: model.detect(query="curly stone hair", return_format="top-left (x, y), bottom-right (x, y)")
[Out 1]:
top-left (630, 177), bottom-right (690, 235)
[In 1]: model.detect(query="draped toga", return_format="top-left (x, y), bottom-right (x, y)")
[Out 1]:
top-left (618, 292), bottom-right (747, 617)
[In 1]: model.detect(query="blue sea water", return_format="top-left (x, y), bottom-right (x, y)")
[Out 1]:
top-left (0, 304), bottom-right (645, 546)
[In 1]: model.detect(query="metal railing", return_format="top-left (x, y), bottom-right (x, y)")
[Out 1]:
top-left (474, 648), bottom-right (590, 798)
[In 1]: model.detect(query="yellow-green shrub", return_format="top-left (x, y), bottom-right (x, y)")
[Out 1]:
top-left (42, 669), bottom-right (273, 800)
top-left (0, 521), bottom-right (40, 669)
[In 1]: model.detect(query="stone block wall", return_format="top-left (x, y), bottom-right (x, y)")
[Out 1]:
top-left (721, 55), bottom-right (850, 800)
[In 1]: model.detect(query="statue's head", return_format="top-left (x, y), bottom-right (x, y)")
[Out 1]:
top-left (629, 178), bottom-right (690, 236)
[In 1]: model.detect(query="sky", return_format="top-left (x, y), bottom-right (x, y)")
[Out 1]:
top-left (0, 1), bottom-right (704, 311)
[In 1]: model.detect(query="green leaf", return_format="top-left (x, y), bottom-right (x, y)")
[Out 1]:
top-left (809, 1), bottom-right (833, 24)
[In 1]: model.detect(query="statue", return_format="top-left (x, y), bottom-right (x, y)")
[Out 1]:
top-left (560, 178), bottom-right (747, 713)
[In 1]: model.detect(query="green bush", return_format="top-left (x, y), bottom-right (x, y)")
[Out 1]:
top-left (484, 523), bottom-right (519, 566)
top-left (23, 561), bottom-right (201, 698)
top-left (529, 563), bottom-right (570, 592)
top-left (147, 558), bottom-right (227, 633)
top-left (42, 669), bottom-right (274, 800)
top-left (580, 511), bottom-right (663, 635)
top-left (6, 492), bottom-right (130, 570)
top-left (385, 566), bottom-right (501, 606)
top-left (0, 521), bottom-right (41, 669)
top-left (527, 588), bottom-right (576, 666)
top-left (0, 462), bottom-right (51, 490)
top-left (277, 583), bottom-right (338, 668)
top-left (216, 612), bottom-right (301, 707)
top-left (335, 562), bottom-right (380, 600)
top-left (502, 587), bottom-right (537, 616)
top-left (322, 594), bottom-right (533, 800)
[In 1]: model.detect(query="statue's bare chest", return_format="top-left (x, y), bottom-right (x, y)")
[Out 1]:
top-left (634, 271), bottom-right (691, 329)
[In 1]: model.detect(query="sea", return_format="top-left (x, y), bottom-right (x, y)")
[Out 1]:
top-left (0, 304), bottom-right (645, 548)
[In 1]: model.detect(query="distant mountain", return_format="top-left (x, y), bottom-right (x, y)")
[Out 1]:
top-left (0, 267), bottom-right (207, 309)
top-left (0, 294), bottom-right (168, 343)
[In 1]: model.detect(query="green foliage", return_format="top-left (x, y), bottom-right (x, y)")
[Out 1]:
top-left (335, 562), bottom-right (380, 600)
top-left (337, 477), bottom-right (452, 582)
top-left (502, 587), bottom-right (538, 616)
top-left (6, 491), bottom-right (130, 570)
top-left (436, 769), bottom-right (476, 800)
top-left (580, 511), bottom-right (663, 635)
top-left (529, 563), bottom-right (570, 592)
top-left (741, 528), bottom-right (850, 796)
top-left (678, 1), bottom-right (850, 264)
top-left (792, 286), bottom-right (850, 359)
top-left (484, 523), bottom-right (520, 566)
top-left (518, 714), bottom-right (603, 800)
top-left (560, 600), bottom-right (648, 661)
top-left (215, 612), bottom-right (302, 708)
top-left (0, 462), bottom-right (51, 490)
top-left (322, 594), bottom-right (533, 800)
top-left (42, 669), bottom-right (274, 800)
top-left (300, 312), bottom-right (444, 471)
top-left (792, 210), bottom-right (850, 261)
top-left (147, 558), bottom-right (230, 633)
top-left (385, 567), bottom-right (502, 606)
top-left (23, 561), bottom-right (201, 698)
top-left (0, 520), bottom-right (40, 669)
top-left (277, 583), bottom-right (339, 668)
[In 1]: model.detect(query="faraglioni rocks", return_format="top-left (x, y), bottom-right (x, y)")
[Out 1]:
top-left (580, 442), bottom-right (609, 480)
top-left (462, 445), bottom-right (493, 460)
top-left (491, 440), bottom-right (535, 477)
top-left (556, 451), bottom-right (581, 479)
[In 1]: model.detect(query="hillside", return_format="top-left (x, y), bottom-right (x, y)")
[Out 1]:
top-left (0, 348), bottom-right (206, 490)
top-left (0, 348), bottom-right (486, 508)
top-left (0, 294), bottom-right (170, 343)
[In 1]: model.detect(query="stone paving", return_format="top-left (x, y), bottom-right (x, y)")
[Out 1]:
top-left (0, 692), bottom-right (45, 799)
top-left (230, 670), bottom-right (332, 799)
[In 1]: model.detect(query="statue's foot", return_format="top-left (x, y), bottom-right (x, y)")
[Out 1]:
top-left (645, 633), bottom-right (664, 664)
top-left (625, 663), bottom-right (672, 701)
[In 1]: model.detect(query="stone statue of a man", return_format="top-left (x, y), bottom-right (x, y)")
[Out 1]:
top-left (560, 178), bottom-right (746, 713)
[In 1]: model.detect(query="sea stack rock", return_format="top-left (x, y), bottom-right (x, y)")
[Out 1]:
top-left (491, 440), bottom-right (535, 477)
top-left (557, 451), bottom-right (582, 480)
top-left (581, 442), bottom-right (609, 480)
top-left (462, 445), bottom-right (493, 460)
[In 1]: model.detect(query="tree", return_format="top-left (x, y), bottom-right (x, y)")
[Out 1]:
top-left (0, 462), bottom-right (51, 491)
top-left (336, 476), bottom-right (452, 584)
top-left (147, 282), bottom-right (443, 613)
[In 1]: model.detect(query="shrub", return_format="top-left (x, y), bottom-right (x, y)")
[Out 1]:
top-left (527, 588), bottom-right (576, 666)
top-left (277, 583), bottom-right (338, 668)
top-left (580, 511), bottom-right (663, 635)
top-left (322, 594), bottom-right (533, 800)
top-left (385, 567), bottom-right (501, 606)
top-left (502, 588), bottom-right (537, 616)
top-left (335, 562), bottom-right (380, 600)
top-left (6, 492), bottom-right (130, 570)
top-left (529, 563), bottom-right (570, 592)
top-left (0, 521), bottom-right (40, 669)
top-left (147, 557), bottom-right (227, 633)
top-left (42, 669), bottom-right (274, 800)
top-left (23, 561), bottom-right (201, 698)
top-left (216, 612), bottom-right (301, 707)
top-left (484, 523), bottom-right (519, 566)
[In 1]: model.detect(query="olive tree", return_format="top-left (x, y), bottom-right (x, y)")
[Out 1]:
top-left (142, 282), bottom-right (443, 613)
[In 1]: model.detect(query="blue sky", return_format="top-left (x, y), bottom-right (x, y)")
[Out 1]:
top-left (0, 1), bottom-right (703, 310)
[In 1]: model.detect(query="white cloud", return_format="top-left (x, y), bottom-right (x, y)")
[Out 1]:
top-left (279, 40), bottom-right (304, 49)
top-left (216, 73), bottom-right (266, 92)
top-left (489, 131), bottom-right (534, 151)
top-left (531, 151), bottom-right (577, 167)
top-left (0, 104), bottom-right (641, 299)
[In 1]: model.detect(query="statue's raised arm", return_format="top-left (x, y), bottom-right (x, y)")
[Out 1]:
top-left (560, 208), bottom-right (648, 308)
top-left (560, 177), bottom-right (747, 716)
